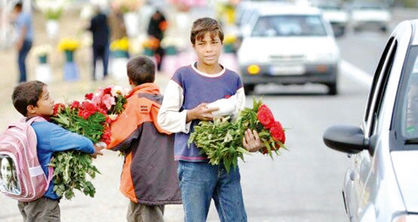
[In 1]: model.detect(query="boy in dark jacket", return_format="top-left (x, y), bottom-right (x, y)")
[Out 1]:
top-left (107, 56), bottom-right (181, 222)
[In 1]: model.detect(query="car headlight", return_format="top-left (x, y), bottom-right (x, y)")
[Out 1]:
top-left (392, 214), bottom-right (418, 222)
top-left (247, 65), bottom-right (260, 75)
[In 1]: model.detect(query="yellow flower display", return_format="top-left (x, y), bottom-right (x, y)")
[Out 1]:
top-left (224, 35), bottom-right (237, 45)
top-left (110, 37), bottom-right (130, 51)
top-left (58, 38), bottom-right (80, 51)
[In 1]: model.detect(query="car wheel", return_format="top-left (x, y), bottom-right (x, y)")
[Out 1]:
top-left (327, 82), bottom-right (338, 95)
top-left (244, 84), bottom-right (255, 94)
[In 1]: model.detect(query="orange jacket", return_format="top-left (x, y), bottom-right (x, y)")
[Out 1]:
top-left (108, 83), bottom-right (181, 205)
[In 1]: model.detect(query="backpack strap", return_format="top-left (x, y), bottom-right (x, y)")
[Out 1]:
top-left (25, 116), bottom-right (47, 125)
top-left (25, 116), bottom-right (53, 189)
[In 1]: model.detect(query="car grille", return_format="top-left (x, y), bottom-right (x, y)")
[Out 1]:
top-left (269, 55), bottom-right (305, 65)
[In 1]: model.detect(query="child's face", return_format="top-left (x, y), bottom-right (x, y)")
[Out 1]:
top-left (1, 158), bottom-right (12, 183)
top-left (193, 32), bottom-right (222, 66)
top-left (31, 86), bottom-right (54, 117)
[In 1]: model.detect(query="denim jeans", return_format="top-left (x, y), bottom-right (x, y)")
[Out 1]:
top-left (18, 40), bottom-right (32, 83)
top-left (92, 44), bottom-right (109, 80)
top-left (177, 161), bottom-right (247, 222)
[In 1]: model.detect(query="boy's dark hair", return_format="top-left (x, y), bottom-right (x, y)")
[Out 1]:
top-left (127, 56), bottom-right (155, 85)
top-left (12, 81), bottom-right (46, 117)
top-left (14, 2), bottom-right (22, 10)
top-left (190, 17), bottom-right (224, 45)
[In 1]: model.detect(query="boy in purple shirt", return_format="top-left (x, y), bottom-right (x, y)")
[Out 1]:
top-left (12, 81), bottom-right (103, 221)
top-left (158, 18), bottom-right (263, 222)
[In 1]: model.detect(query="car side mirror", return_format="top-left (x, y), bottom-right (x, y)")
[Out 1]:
top-left (323, 125), bottom-right (369, 154)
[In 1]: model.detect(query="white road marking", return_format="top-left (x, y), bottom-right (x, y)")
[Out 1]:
top-left (340, 60), bottom-right (373, 87)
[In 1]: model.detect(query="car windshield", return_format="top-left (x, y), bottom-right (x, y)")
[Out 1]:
top-left (353, 5), bottom-right (386, 10)
top-left (319, 5), bottom-right (342, 10)
top-left (400, 46), bottom-right (418, 141)
top-left (251, 15), bottom-right (327, 37)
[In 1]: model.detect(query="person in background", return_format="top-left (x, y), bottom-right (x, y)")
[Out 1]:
top-left (147, 9), bottom-right (167, 71)
top-left (13, 2), bottom-right (33, 83)
top-left (88, 7), bottom-right (110, 80)
top-left (108, 4), bottom-right (127, 42)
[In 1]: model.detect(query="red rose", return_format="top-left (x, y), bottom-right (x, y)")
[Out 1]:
top-left (70, 101), bottom-right (80, 110)
top-left (101, 126), bottom-right (112, 145)
top-left (53, 103), bottom-right (65, 116)
top-left (257, 104), bottom-right (275, 129)
top-left (78, 101), bottom-right (98, 119)
top-left (105, 116), bottom-right (112, 124)
top-left (85, 93), bottom-right (94, 100)
top-left (103, 87), bottom-right (112, 95)
top-left (270, 121), bottom-right (285, 144)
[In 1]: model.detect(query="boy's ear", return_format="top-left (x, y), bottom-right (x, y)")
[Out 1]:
top-left (27, 105), bottom-right (37, 115)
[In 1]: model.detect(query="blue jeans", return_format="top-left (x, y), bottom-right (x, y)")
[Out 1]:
top-left (18, 40), bottom-right (32, 82)
top-left (92, 44), bottom-right (109, 80)
top-left (177, 161), bottom-right (247, 222)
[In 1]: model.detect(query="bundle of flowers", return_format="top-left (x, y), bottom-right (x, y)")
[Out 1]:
top-left (58, 38), bottom-right (80, 52)
top-left (142, 38), bottom-right (159, 49)
top-left (33, 44), bottom-right (52, 56)
top-left (188, 99), bottom-right (286, 173)
top-left (37, 0), bottom-right (65, 20)
top-left (110, 37), bottom-right (130, 58)
top-left (50, 86), bottom-right (128, 199)
top-left (33, 44), bottom-right (52, 64)
top-left (161, 36), bottom-right (181, 55)
top-left (110, 37), bottom-right (130, 52)
top-left (142, 38), bottom-right (160, 56)
top-left (223, 34), bottom-right (237, 53)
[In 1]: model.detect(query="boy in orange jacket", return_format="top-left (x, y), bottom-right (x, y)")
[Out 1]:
top-left (107, 56), bottom-right (181, 222)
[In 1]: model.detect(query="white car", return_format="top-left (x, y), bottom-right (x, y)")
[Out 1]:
top-left (237, 4), bottom-right (340, 95)
top-left (349, 2), bottom-right (391, 32)
top-left (323, 20), bottom-right (418, 221)
top-left (316, 2), bottom-right (348, 37)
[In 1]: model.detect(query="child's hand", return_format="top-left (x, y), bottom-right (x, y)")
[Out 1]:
top-left (92, 142), bottom-right (106, 158)
top-left (187, 103), bottom-right (219, 122)
top-left (243, 129), bottom-right (264, 152)
top-left (91, 151), bottom-right (103, 159)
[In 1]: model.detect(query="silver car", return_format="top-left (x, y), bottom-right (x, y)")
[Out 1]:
top-left (323, 20), bottom-right (418, 222)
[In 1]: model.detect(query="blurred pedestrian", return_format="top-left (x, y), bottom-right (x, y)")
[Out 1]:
top-left (108, 5), bottom-right (127, 41)
top-left (13, 2), bottom-right (33, 83)
top-left (147, 10), bottom-right (167, 71)
top-left (87, 7), bottom-right (110, 80)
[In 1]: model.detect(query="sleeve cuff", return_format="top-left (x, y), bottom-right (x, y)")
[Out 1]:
top-left (181, 110), bottom-right (191, 133)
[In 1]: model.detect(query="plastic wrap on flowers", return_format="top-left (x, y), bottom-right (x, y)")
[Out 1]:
top-left (188, 99), bottom-right (287, 173)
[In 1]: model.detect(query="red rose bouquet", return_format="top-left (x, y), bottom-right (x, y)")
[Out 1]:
top-left (49, 86), bottom-right (127, 199)
top-left (188, 99), bottom-right (287, 173)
